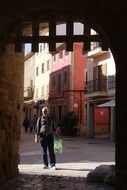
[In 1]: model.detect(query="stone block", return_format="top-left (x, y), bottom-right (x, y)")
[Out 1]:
top-left (87, 164), bottom-right (115, 185)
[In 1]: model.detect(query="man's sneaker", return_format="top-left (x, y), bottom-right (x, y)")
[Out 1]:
top-left (51, 166), bottom-right (56, 170)
top-left (43, 166), bottom-right (49, 169)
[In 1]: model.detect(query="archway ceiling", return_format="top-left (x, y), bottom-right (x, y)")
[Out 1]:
top-left (0, 0), bottom-right (127, 51)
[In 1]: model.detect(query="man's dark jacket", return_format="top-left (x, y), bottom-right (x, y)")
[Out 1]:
top-left (35, 115), bottom-right (56, 136)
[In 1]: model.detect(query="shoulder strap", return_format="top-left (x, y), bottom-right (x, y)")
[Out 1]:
top-left (39, 117), bottom-right (41, 132)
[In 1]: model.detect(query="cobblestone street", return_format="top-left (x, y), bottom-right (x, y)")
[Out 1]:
top-left (1, 128), bottom-right (115, 190)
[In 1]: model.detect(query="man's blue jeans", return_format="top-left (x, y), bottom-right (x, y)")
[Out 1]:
top-left (40, 133), bottom-right (56, 167)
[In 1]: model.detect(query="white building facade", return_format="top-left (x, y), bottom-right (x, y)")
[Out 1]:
top-left (85, 37), bottom-right (116, 140)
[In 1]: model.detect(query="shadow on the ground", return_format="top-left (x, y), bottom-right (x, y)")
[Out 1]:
top-left (56, 167), bottom-right (93, 172)
top-left (1, 174), bottom-right (115, 190)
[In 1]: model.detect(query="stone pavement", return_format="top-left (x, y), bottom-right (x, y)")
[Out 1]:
top-left (1, 128), bottom-right (115, 189)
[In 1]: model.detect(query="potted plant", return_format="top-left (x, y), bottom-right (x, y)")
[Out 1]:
top-left (61, 111), bottom-right (78, 136)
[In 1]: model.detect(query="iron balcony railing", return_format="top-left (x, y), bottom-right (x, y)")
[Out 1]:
top-left (84, 75), bottom-right (116, 94)
top-left (108, 75), bottom-right (116, 89)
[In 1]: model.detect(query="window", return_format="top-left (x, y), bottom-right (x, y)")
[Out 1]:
top-left (59, 50), bottom-right (63, 59)
top-left (57, 73), bottom-right (61, 95)
top-left (36, 67), bottom-right (39, 76)
top-left (43, 43), bottom-right (46, 50)
top-left (58, 105), bottom-right (62, 122)
top-left (47, 60), bottom-right (50, 70)
top-left (64, 71), bottom-right (67, 83)
top-left (40, 44), bottom-right (43, 52)
top-left (65, 51), bottom-right (69, 56)
top-left (53, 54), bottom-right (56, 62)
top-left (41, 63), bottom-right (44, 73)
top-left (93, 64), bottom-right (107, 91)
top-left (84, 69), bottom-right (87, 83)
top-left (35, 88), bottom-right (38, 98)
top-left (46, 84), bottom-right (49, 95)
top-left (53, 106), bottom-right (56, 113)
top-left (98, 64), bottom-right (107, 91)
top-left (53, 75), bottom-right (55, 88)
top-left (41, 86), bottom-right (45, 96)
top-left (91, 42), bottom-right (100, 50)
top-left (30, 80), bottom-right (33, 88)
top-left (52, 106), bottom-right (56, 120)
top-left (64, 105), bottom-right (67, 115)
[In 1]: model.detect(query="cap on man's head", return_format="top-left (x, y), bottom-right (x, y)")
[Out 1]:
top-left (42, 107), bottom-right (49, 113)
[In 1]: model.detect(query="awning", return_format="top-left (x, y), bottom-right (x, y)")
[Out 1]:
top-left (97, 100), bottom-right (115, 108)
top-left (24, 100), bottom-right (34, 104)
top-left (35, 99), bottom-right (45, 107)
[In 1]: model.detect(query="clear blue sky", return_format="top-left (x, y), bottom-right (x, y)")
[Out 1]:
top-left (24, 43), bottom-right (31, 55)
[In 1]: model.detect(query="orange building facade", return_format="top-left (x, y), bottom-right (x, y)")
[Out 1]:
top-left (49, 43), bottom-right (87, 136)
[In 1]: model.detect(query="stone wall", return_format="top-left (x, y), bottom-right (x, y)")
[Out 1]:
top-left (0, 45), bottom-right (24, 185)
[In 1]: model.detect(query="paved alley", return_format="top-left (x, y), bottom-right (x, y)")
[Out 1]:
top-left (1, 128), bottom-right (115, 190)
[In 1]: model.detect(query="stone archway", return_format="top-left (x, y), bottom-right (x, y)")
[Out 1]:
top-left (0, 2), bottom-right (127, 189)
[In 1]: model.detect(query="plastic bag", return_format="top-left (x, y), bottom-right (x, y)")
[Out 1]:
top-left (54, 138), bottom-right (63, 153)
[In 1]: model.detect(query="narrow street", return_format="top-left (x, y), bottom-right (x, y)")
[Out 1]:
top-left (2, 128), bottom-right (115, 190)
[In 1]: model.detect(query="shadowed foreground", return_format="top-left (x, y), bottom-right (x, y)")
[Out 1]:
top-left (1, 174), bottom-right (114, 190)
top-left (1, 129), bottom-right (115, 189)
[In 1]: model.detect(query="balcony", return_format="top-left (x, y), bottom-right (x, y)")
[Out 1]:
top-left (24, 87), bottom-right (34, 99)
top-left (108, 75), bottom-right (116, 89)
top-left (85, 78), bottom-right (107, 92)
top-left (84, 75), bottom-right (116, 97)
top-left (107, 74), bottom-right (116, 96)
top-left (85, 42), bottom-right (108, 58)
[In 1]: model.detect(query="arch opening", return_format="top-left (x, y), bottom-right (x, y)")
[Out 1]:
top-left (0, 8), bottom-right (118, 189)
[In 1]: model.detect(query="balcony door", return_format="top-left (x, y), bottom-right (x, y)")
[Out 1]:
top-left (93, 64), bottom-right (107, 91)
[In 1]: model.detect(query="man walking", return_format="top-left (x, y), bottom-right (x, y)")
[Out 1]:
top-left (23, 118), bottom-right (30, 133)
top-left (35, 107), bottom-right (57, 170)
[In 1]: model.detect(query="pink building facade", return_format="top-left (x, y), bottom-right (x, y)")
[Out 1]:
top-left (49, 43), bottom-right (87, 136)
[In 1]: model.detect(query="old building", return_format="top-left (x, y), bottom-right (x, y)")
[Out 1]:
top-left (34, 41), bottom-right (52, 116)
top-left (23, 30), bottom-right (52, 118)
top-left (23, 52), bottom-right (36, 123)
top-left (85, 41), bottom-right (116, 140)
top-left (49, 42), bottom-right (87, 136)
